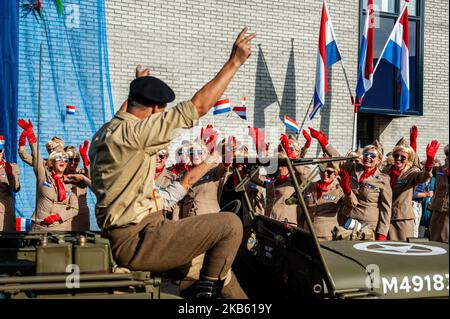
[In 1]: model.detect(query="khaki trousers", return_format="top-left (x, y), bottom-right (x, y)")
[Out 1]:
top-left (107, 211), bottom-right (243, 280)
top-left (388, 219), bottom-right (414, 241)
top-left (430, 211), bottom-right (449, 244)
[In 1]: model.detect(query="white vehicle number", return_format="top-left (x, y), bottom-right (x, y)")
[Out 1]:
top-left (382, 274), bottom-right (449, 294)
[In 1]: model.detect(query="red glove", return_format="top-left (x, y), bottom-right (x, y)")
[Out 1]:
top-left (17, 119), bottom-right (37, 144)
top-left (446, 167), bottom-right (449, 178)
top-left (280, 134), bottom-right (295, 158)
top-left (201, 125), bottom-right (218, 155)
top-left (302, 129), bottom-right (312, 149)
top-left (338, 169), bottom-right (351, 196)
top-left (425, 140), bottom-right (440, 171)
top-left (376, 233), bottom-right (387, 241)
top-left (309, 127), bottom-right (328, 151)
top-left (18, 131), bottom-right (27, 147)
top-left (410, 125), bottom-right (418, 153)
top-left (42, 214), bottom-right (62, 226)
top-left (79, 140), bottom-right (90, 167)
top-left (248, 126), bottom-right (266, 156)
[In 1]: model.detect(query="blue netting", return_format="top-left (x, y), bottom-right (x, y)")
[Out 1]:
top-left (16, 0), bottom-right (114, 229)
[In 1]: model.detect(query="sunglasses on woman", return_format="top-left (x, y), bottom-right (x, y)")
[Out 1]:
top-left (363, 152), bottom-right (377, 159)
top-left (190, 150), bottom-right (203, 155)
top-left (54, 155), bottom-right (69, 163)
top-left (321, 169), bottom-right (336, 175)
top-left (393, 153), bottom-right (407, 162)
top-left (68, 158), bottom-right (80, 164)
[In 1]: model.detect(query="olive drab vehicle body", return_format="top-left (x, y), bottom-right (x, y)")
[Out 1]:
top-left (230, 155), bottom-right (449, 299)
top-left (0, 231), bottom-right (175, 299)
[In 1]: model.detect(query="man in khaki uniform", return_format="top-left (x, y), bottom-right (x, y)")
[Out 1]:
top-left (89, 27), bottom-right (256, 299)
top-left (0, 136), bottom-right (20, 231)
top-left (429, 144), bottom-right (449, 243)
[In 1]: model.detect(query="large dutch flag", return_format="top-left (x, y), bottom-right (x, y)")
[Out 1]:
top-left (355, 0), bottom-right (375, 102)
top-left (375, 1), bottom-right (410, 113)
top-left (213, 98), bottom-right (231, 115)
top-left (310, 0), bottom-right (342, 120)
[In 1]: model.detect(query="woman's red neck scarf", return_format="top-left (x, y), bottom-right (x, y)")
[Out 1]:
top-left (275, 174), bottom-right (289, 186)
top-left (0, 160), bottom-right (4, 168)
top-left (155, 166), bottom-right (165, 178)
top-left (52, 173), bottom-right (67, 202)
top-left (359, 167), bottom-right (377, 183)
top-left (388, 166), bottom-right (402, 187)
top-left (316, 180), bottom-right (334, 199)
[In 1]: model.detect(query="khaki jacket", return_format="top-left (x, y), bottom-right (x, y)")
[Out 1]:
top-left (89, 100), bottom-right (198, 229)
top-left (67, 168), bottom-right (90, 231)
top-left (155, 167), bottom-right (177, 189)
top-left (264, 165), bottom-right (310, 226)
top-left (179, 164), bottom-right (229, 218)
top-left (326, 144), bottom-right (392, 236)
top-left (430, 165), bottom-right (449, 213)
top-left (18, 147), bottom-right (33, 167)
top-left (303, 179), bottom-right (348, 240)
top-left (0, 162), bottom-right (20, 231)
top-left (29, 143), bottom-right (79, 231)
top-left (383, 165), bottom-right (432, 220)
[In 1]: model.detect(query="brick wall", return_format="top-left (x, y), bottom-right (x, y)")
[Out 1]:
top-left (104, 0), bottom-right (448, 163)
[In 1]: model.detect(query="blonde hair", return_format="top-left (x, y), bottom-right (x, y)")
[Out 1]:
top-left (64, 145), bottom-right (80, 159)
top-left (46, 136), bottom-right (64, 154)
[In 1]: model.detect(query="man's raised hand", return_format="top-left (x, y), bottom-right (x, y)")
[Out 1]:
top-left (229, 26), bottom-right (257, 67)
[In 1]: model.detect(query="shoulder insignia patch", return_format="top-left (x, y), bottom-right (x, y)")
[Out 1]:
top-left (437, 171), bottom-right (445, 177)
top-left (364, 183), bottom-right (380, 192)
top-left (42, 181), bottom-right (52, 188)
top-left (322, 194), bottom-right (336, 201)
top-left (0, 174), bottom-right (7, 178)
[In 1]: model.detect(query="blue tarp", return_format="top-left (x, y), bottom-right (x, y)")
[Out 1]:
top-left (13, 0), bottom-right (114, 229)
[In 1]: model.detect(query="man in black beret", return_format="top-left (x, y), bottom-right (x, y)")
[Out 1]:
top-left (89, 27), bottom-right (256, 298)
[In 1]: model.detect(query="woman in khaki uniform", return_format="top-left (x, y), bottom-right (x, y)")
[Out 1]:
top-left (0, 137), bottom-right (20, 231)
top-left (301, 163), bottom-right (352, 241)
top-left (262, 134), bottom-right (310, 226)
top-left (178, 142), bottom-right (229, 219)
top-left (309, 127), bottom-right (392, 240)
top-left (18, 132), bottom-right (64, 167)
top-left (18, 119), bottom-right (79, 230)
top-left (64, 145), bottom-right (91, 231)
top-left (383, 141), bottom-right (438, 240)
top-left (429, 144), bottom-right (449, 243)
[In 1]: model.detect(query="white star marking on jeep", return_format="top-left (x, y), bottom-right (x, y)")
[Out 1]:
top-left (353, 242), bottom-right (447, 256)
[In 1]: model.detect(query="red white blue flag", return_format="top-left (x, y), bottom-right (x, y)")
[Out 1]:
top-left (232, 97), bottom-right (247, 120)
top-left (0, 135), bottom-right (5, 147)
top-left (310, 0), bottom-right (342, 120)
top-left (356, 0), bottom-right (375, 102)
top-left (15, 217), bottom-right (32, 232)
top-left (284, 115), bottom-right (299, 134)
top-left (213, 98), bottom-right (231, 115)
top-left (66, 105), bottom-right (76, 115)
top-left (376, 1), bottom-right (410, 113)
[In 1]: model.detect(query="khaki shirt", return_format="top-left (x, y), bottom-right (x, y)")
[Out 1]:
top-left (326, 144), bottom-right (392, 236)
top-left (18, 147), bottom-right (33, 167)
top-left (67, 168), bottom-right (90, 231)
top-left (430, 165), bottom-right (449, 213)
top-left (155, 168), bottom-right (177, 189)
top-left (89, 100), bottom-right (199, 229)
top-left (303, 179), bottom-right (347, 240)
top-left (179, 164), bottom-right (229, 218)
top-left (382, 164), bottom-right (432, 220)
top-left (0, 162), bottom-right (20, 231)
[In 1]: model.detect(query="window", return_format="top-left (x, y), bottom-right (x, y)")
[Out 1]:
top-left (359, 0), bottom-right (423, 116)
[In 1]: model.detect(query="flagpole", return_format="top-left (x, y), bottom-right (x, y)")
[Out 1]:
top-left (298, 96), bottom-right (314, 136)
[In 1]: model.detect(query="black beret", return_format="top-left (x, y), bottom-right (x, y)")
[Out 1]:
top-left (128, 76), bottom-right (175, 105)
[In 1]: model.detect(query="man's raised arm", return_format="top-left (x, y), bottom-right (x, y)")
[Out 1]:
top-left (191, 27), bottom-right (256, 116)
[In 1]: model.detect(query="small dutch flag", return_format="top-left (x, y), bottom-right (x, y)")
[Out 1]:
top-left (16, 217), bottom-right (32, 232)
top-left (232, 97), bottom-right (247, 120)
top-left (213, 98), bottom-right (231, 116)
top-left (66, 105), bottom-right (76, 115)
top-left (283, 115), bottom-right (299, 134)
top-left (0, 135), bottom-right (5, 146)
